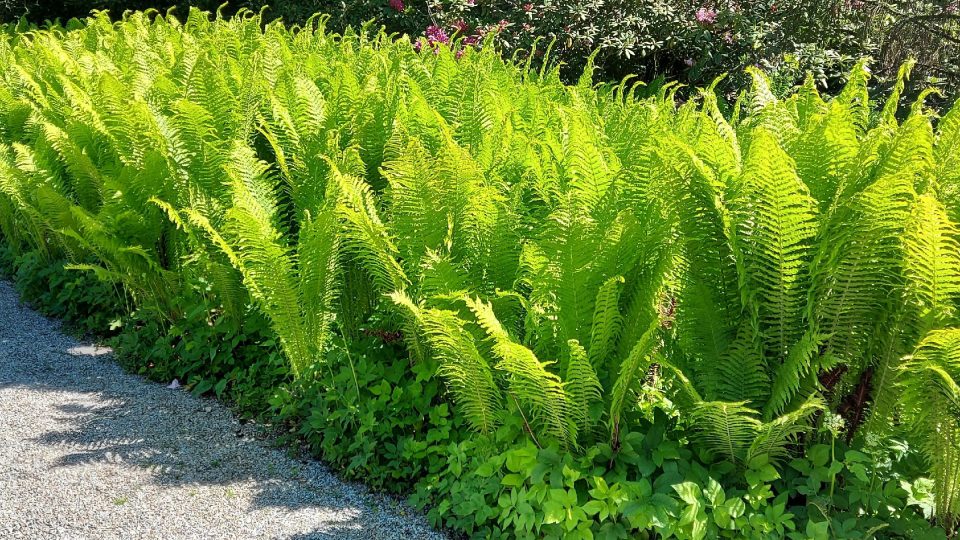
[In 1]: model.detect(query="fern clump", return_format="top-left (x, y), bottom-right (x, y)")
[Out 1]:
top-left (0, 7), bottom-right (958, 539)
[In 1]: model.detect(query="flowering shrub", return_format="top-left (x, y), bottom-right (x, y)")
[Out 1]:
top-left (2, 1), bottom-right (958, 104)
top-left (399, 0), bottom-right (959, 98)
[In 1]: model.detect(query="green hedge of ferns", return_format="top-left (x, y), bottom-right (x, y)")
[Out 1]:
top-left (1, 9), bottom-right (959, 539)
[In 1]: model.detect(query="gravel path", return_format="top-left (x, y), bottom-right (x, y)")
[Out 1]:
top-left (0, 281), bottom-right (446, 540)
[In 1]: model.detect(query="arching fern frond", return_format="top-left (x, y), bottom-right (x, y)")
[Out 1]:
top-left (733, 128), bottom-right (817, 363)
top-left (333, 165), bottom-right (410, 294)
top-left (748, 396), bottom-right (823, 466)
top-left (589, 274), bottom-right (625, 367)
top-left (391, 292), bottom-right (503, 434)
top-left (901, 329), bottom-right (960, 529)
top-left (298, 203), bottom-right (341, 354)
top-left (903, 193), bottom-right (960, 333)
top-left (689, 401), bottom-right (762, 467)
top-left (466, 296), bottom-right (573, 447)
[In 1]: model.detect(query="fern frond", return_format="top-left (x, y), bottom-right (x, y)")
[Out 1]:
top-left (901, 329), bottom-right (960, 527)
top-left (836, 59), bottom-right (872, 134)
top-left (880, 60), bottom-right (915, 127)
top-left (811, 166), bottom-right (915, 367)
top-left (689, 401), bottom-right (762, 466)
top-left (298, 204), bottom-right (341, 353)
top-left (903, 193), bottom-right (960, 333)
top-left (565, 339), bottom-right (603, 435)
top-left (221, 144), bottom-right (313, 377)
top-left (789, 101), bottom-right (859, 212)
top-left (333, 166), bottom-right (410, 294)
top-left (748, 396), bottom-right (822, 466)
top-left (609, 319), bottom-right (660, 435)
top-left (712, 322), bottom-right (770, 408)
top-left (764, 330), bottom-right (823, 419)
top-left (391, 292), bottom-right (503, 434)
top-left (589, 275), bottom-right (625, 367)
top-left (734, 128), bottom-right (818, 362)
top-left (466, 296), bottom-right (572, 447)
top-left (872, 113), bottom-right (935, 194)
top-left (937, 100), bottom-right (960, 222)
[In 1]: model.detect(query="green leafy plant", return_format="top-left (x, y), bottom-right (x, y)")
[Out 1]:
top-left (0, 8), bottom-right (956, 539)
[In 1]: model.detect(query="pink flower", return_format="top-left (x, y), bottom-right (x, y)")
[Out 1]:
top-left (388, 0), bottom-right (404, 11)
top-left (466, 0), bottom-right (476, 5)
top-left (426, 25), bottom-right (450, 44)
top-left (695, 7), bottom-right (717, 24)
top-left (456, 49), bottom-right (465, 59)
top-left (722, 31), bottom-right (734, 44)
top-left (451, 19), bottom-right (469, 34)
top-left (464, 35), bottom-right (479, 46)
top-left (523, 3), bottom-right (534, 11)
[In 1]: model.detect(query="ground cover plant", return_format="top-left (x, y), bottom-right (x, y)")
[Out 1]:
top-left (1, 8), bottom-right (960, 539)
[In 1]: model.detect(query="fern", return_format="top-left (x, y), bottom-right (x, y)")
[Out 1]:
top-left (391, 292), bottom-right (503, 434)
top-left (901, 329), bottom-right (960, 530)
top-left (690, 401), bottom-right (762, 466)
top-left (219, 143), bottom-right (313, 377)
top-left (608, 319), bottom-right (660, 437)
top-left (589, 275), bottom-right (625, 367)
top-left (733, 128), bottom-right (818, 363)
top-left (565, 338), bottom-right (603, 436)
top-left (902, 194), bottom-right (960, 333)
top-left (333, 166), bottom-right (410, 295)
top-left (298, 204), bottom-right (341, 353)
top-left (2, 12), bottom-right (960, 514)
top-left (467, 296), bottom-right (573, 447)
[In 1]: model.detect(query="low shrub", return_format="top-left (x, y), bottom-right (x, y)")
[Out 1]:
top-left (0, 246), bottom-right (122, 335)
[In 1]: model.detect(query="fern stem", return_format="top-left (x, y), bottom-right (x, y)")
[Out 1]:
top-left (341, 331), bottom-right (361, 403)
top-left (509, 391), bottom-right (541, 450)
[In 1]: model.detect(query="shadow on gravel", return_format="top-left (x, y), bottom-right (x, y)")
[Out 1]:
top-left (1, 324), bottom-right (439, 539)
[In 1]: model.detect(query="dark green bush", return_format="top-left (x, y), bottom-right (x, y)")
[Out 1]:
top-left (3, 1), bottom-right (958, 99)
top-left (0, 246), bottom-right (122, 336)
top-left (371, 0), bottom-right (960, 101)
top-left (0, 0), bottom-right (212, 22)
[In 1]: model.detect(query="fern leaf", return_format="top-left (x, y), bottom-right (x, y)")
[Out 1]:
top-left (589, 275), bottom-right (625, 367)
top-left (391, 292), bottom-right (503, 434)
top-left (466, 296), bottom-right (573, 447)
top-left (901, 329), bottom-right (960, 527)
top-left (690, 401), bottom-right (762, 466)
top-left (565, 339), bottom-right (603, 435)
top-left (298, 204), bottom-right (341, 353)
top-left (734, 128), bottom-right (817, 362)
top-left (609, 319), bottom-right (660, 434)
top-left (333, 166), bottom-right (410, 294)
top-left (748, 396), bottom-right (822, 466)
top-left (903, 194), bottom-right (960, 332)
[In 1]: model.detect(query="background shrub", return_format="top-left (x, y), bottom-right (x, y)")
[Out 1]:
top-left (2, 1), bottom-right (958, 100)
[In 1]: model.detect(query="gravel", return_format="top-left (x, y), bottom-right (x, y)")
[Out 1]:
top-left (0, 280), bottom-right (447, 540)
